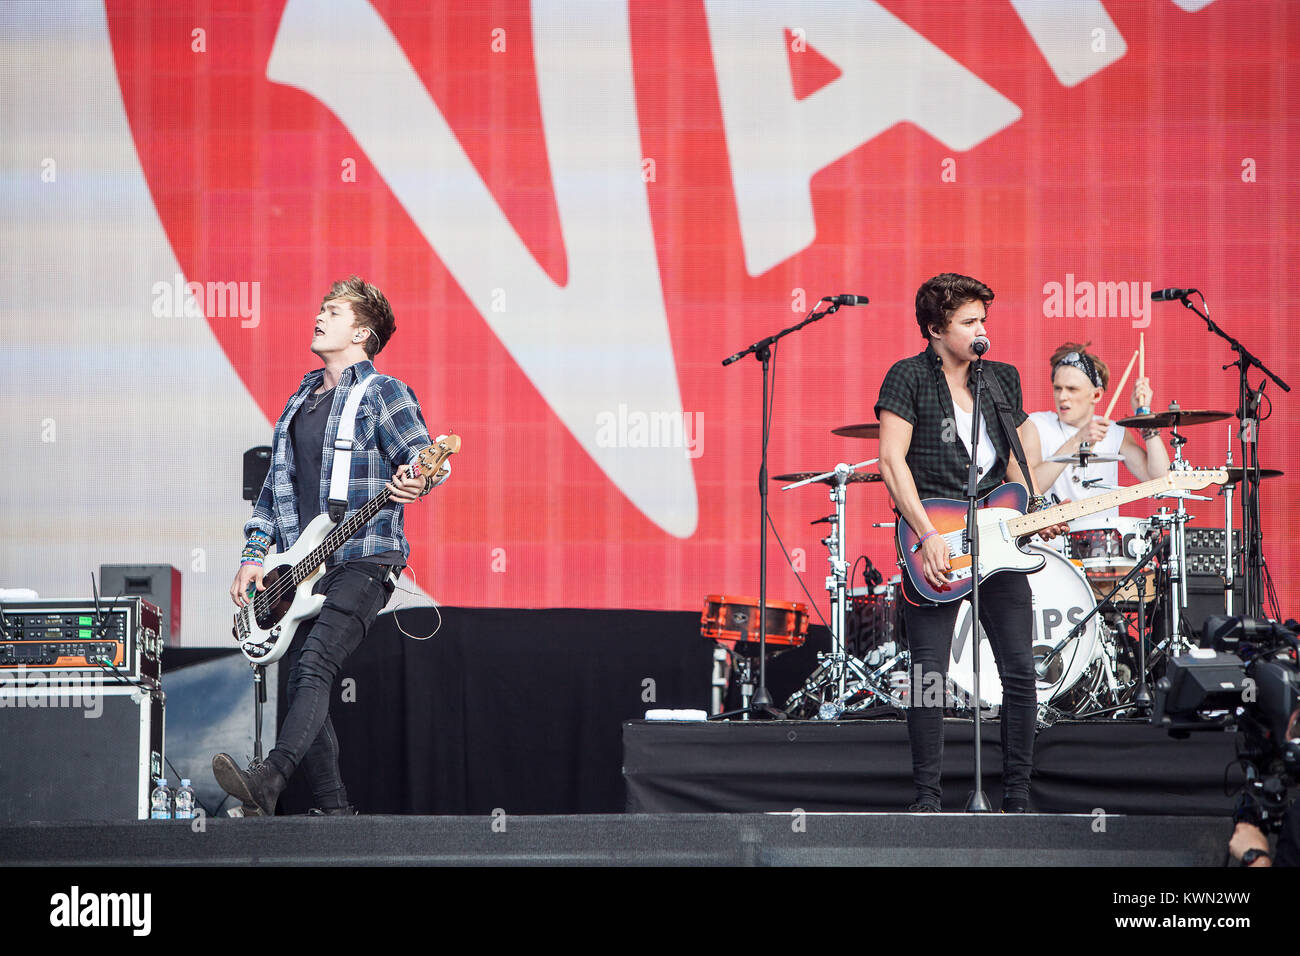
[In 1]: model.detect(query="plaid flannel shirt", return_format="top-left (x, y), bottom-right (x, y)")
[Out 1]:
top-left (874, 343), bottom-right (1029, 501)
top-left (244, 359), bottom-right (433, 566)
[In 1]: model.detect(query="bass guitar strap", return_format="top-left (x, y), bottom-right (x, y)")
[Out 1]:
top-left (326, 373), bottom-right (378, 523)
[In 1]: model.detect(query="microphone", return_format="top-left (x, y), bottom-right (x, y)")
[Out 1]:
top-left (971, 335), bottom-right (990, 356)
top-left (1150, 287), bottom-right (1197, 301)
top-left (821, 294), bottom-right (870, 306)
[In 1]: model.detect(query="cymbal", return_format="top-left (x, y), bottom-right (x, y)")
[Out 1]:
top-left (1047, 451), bottom-right (1124, 465)
top-left (831, 423), bottom-right (879, 440)
top-left (774, 471), bottom-right (884, 485)
top-left (1223, 467), bottom-right (1283, 484)
top-left (1114, 409), bottom-right (1232, 429)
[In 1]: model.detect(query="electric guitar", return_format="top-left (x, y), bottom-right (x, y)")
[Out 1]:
top-left (233, 435), bottom-right (461, 664)
top-left (896, 468), bottom-right (1228, 603)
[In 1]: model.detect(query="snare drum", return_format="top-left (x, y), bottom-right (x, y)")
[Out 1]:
top-left (701, 595), bottom-right (809, 657)
top-left (947, 545), bottom-right (1100, 708)
top-left (1065, 516), bottom-right (1154, 602)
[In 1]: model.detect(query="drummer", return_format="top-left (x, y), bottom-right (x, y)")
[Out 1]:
top-left (1029, 342), bottom-right (1169, 518)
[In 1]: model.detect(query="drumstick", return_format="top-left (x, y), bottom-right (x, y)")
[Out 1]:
top-left (1103, 349), bottom-right (1139, 420)
top-left (1139, 333), bottom-right (1144, 381)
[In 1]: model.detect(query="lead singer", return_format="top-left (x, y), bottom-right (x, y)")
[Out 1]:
top-left (875, 273), bottom-right (1063, 812)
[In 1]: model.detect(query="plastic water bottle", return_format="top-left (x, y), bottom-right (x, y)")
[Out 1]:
top-left (174, 779), bottom-right (196, 820)
top-left (150, 778), bottom-right (173, 820)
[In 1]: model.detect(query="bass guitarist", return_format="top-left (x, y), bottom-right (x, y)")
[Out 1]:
top-left (214, 276), bottom-right (449, 817)
top-left (876, 273), bottom-right (1065, 813)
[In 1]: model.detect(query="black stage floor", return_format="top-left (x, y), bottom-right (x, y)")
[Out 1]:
top-left (0, 812), bottom-right (1232, 867)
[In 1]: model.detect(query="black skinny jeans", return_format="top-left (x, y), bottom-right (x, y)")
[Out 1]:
top-left (901, 569), bottom-right (1037, 807)
top-left (266, 561), bottom-right (396, 809)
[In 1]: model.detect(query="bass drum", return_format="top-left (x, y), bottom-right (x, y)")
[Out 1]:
top-left (947, 544), bottom-right (1100, 708)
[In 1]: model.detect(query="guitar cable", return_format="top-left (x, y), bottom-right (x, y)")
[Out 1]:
top-left (387, 564), bottom-right (442, 642)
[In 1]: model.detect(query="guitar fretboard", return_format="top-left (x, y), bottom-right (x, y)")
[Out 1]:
top-left (1003, 470), bottom-right (1226, 536)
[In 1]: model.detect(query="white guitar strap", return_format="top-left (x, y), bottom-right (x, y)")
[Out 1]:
top-left (326, 373), bottom-right (377, 523)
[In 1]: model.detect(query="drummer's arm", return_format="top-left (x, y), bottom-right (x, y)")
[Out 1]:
top-left (1120, 429), bottom-right (1169, 482)
top-left (1013, 423), bottom-right (1067, 538)
top-left (1032, 425), bottom-right (1079, 492)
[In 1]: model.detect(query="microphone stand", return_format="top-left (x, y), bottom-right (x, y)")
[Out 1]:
top-left (722, 301), bottom-right (844, 719)
top-left (1177, 294), bottom-right (1289, 618)
top-left (964, 350), bottom-right (992, 812)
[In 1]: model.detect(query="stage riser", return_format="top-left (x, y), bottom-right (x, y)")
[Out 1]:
top-left (0, 814), bottom-right (1231, 867)
top-left (623, 719), bottom-right (1241, 815)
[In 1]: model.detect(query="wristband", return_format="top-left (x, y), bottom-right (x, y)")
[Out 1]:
top-left (1241, 848), bottom-right (1271, 866)
top-left (911, 530), bottom-right (939, 553)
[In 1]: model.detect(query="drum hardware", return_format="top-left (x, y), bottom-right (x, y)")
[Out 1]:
top-left (722, 298), bottom-right (859, 719)
top-left (1114, 405), bottom-right (1233, 430)
top-left (777, 460), bottom-right (906, 719)
top-left (775, 471), bottom-right (884, 485)
top-left (830, 423), bottom-right (880, 440)
top-left (1149, 289), bottom-right (1289, 618)
top-left (1047, 450), bottom-right (1125, 466)
top-left (1042, 526), bottom-right (1169, 715)
top-left (701, 595), bottom-right (809, 719)
top-left (946, 544), bottom-right (1105, 715)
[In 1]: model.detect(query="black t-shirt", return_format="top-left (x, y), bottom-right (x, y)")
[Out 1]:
top-left (290, 387), bottom-right (404, 567)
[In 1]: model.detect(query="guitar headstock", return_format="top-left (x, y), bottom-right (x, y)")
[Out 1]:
top-left (415, 433), bottom-right (461, 483)
top-left (1168, 468), bottom-right (1228, 490)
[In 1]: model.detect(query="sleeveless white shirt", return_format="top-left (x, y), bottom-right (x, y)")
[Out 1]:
top-left (1028, 410), bottom-right (1124, 523)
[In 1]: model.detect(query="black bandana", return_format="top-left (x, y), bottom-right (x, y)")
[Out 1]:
top-left (1053, 350), bottom-right (1103, 388)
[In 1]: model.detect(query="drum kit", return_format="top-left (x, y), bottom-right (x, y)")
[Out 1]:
top-left (703, 403), bottom-right (1281, 726)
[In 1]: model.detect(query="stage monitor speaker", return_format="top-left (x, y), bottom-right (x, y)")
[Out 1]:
top-left (0, 685), bottom-right (164, 823)
top-left (99, 564), bottom-right (181, 646)
top-left (243, 445), bottom-right (272, 501)
top-left (1183, 574), bottom-right (1246, 638)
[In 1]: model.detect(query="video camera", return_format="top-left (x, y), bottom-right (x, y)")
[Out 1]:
top-left (1151, 615), bottom-right (1300, 832)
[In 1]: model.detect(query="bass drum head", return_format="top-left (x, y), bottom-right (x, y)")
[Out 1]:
top-left (947, 544), bottom-right (1100, 708)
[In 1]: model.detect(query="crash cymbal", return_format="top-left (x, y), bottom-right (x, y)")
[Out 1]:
top-left (1223, 467), bottom-right (1283, 484)
top-left (1114, 409), bottom-right (1232, 429)
top-left (774, 471), bottom-right (884, 485)
top-left (1047, 451), bottom-right (1125, 465)
top-left (831, 423), bottom-right (880, 440)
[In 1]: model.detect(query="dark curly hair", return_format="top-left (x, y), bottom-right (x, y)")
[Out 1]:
top-left (915, 273), bottom-right (994, 340)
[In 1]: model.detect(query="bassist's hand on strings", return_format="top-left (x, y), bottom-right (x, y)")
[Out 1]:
top-left (231, 564), bottom-right (266, 608)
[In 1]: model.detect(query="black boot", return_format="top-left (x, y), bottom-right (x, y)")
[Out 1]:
top-left (212, 753), bottom-right (286, 817)
top-left (307, 805), bottom-right (358, 816)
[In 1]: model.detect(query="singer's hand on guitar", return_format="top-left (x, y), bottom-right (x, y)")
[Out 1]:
top-left (920, 533), bottom-right (952, 591)
top-left (231, 564), bottom-right (265, 608)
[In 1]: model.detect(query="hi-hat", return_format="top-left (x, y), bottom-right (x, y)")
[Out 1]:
top-left (831, 423), bottom-right (879, 440)
top-left (1048, 451), bottom-right (1124, 465)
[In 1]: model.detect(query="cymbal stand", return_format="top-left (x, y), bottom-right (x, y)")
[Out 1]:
top-left (782, 462), bottom-right (897, 718)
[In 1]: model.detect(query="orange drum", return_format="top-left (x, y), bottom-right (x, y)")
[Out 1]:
top-left (701, 595), bottom-right (809, 657)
